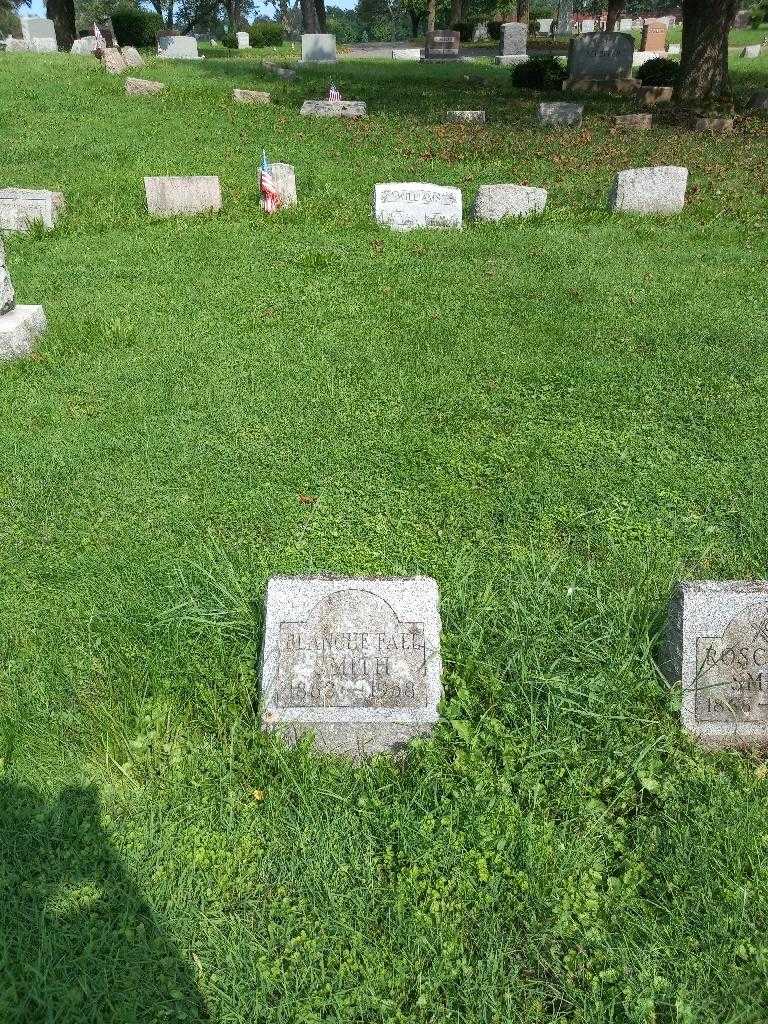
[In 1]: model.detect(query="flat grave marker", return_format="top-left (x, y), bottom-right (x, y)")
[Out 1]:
top-left (609, 165), bottom-right (687, 214)
top-left (374, 182), bottom-right (462, 231)
top-left (261, 575), bottom-right (443, 755)
top-left (662, 581), bottom-right (768, 749)
top-left (144, 176), bottom-right (222, 217)
top-left (473, 184), bottom-right (547, 221)
top-left (0, 188), bottom-right (64, 232)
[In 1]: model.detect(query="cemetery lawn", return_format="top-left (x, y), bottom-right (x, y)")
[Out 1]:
top-left (2, 48), bottom-right (768, 1024)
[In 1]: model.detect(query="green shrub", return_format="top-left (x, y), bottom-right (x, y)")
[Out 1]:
top-left (511, 54), bottom-right (567, 89)
top-left (636, 56), bottom-right (679, 87)
top-left (112, 6), bottom-right (163, 47)
top-left (249, 21), bottom-right (283, 46)
top-left (0, 8), bottom-right (21, 37)
top-left (221, 32), bottom-right (237, 48)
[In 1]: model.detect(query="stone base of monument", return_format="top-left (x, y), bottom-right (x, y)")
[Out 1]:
top-left (445, 110), bottom-right (486, 124)
top-left (495, 54), bottom-right (529, 66)
top-left (126, 78), bottom-right (166, 96)
top-left (0, 305), bottom-right (46, 360)
top-left (638, 85), bottom-right (673, 105)
top-left (564, 76), bottom-right (640, 94)
top-left (393, 48), bottom-right (421, 60)
top-left (263, 720), bottom-right (437, 757)
top-left (300, 100), bottom-right (367, 118)
top-left (615, 113), bottom-right (652, 129)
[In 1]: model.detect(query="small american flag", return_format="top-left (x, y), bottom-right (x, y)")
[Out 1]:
top-left (328, 82), bottom-right (342, 101)
top-left (93, 22), bottom-right (106, 50)
top-left (260, 150), bottom-right (281, 214)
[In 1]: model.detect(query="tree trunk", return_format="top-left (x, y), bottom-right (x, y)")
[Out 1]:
top-left (408, 7), bottom-right (420, 36)
top-left (517, 0), bottom-right (530, 28)
top-left (555, 0), bottom-right (572, 36)
top-left (315, 0), bottom-right (326, 32)
top-left (426, 0), bottom-right (435, 33)
top-left (450, 0), bottom-right (461, 27)
top-left (46, 0), bottom-right (75, 49)
top-left (605, 1), bottom-right (621, 32)
top-left (676, 0), bottom-right (739, 104)
top-left (299, 0), bottom-right (319, 32)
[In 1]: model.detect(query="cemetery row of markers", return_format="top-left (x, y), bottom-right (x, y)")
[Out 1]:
top-left (0, 156), bottom-right (688, 360)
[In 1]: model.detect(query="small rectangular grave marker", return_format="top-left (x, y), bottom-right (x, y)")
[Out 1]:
top-left (640, 19), bottom-right (667, 52)
top-left (144, 176), bottom-right (221, 217)
top-left (374, 182), bottom-right (462, 231)
top-left (157, 35), bottom-right (202, 60)
top-left (537, 101), bottom-right (583, 126)
top-left (446, 109), bottom-right (485, 124)
top-left (742, 44), bottom-right (762, 58)
top-left (615, 112), bottom-right (652, 129)
top-left (0, 188), bottom-right (64, 232)
top-left (473, 184), bottom-right (547, 221)
top-left (499, 21), bottom-right (527, 55)
top-left (126, 78), bottom-right (165, 96)
top-left (261, 575), bottom-right (443, 755)
top-left (233, 88), bottom-right (270, 104)
top-left (662, 581), bottom-right (768, 748)
top-left (300, 99), bottom-right (367, 118)
top-left (609, 165), bottom-right (687, 214)
top-left (393, 48), bottom-right (421, 60)
top-left (271, 163), bottom-right (297, 207)
top-left (236, 31), bottom-right (250, 48)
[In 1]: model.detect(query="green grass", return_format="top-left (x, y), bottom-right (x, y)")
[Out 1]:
top-left (1, 49), bottom-right (768, 1024)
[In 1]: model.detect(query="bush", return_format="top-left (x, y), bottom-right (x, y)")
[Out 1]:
top-left (249, 21), bottom-right (283, 46)
top-left (636, 56), bottom-right (680, 87)
top-left (221, 32), bottom-right (237, 48)
top-left (112, 6), bottom-right (164, 47)
top-left (0, 8), bottom-right (21, 37)
top-left (487, 20), bottom-right (501, 40)
top-left (511, 54), bottom-right (566, 89)
top-left (451, 21), bottom-right (475, 42)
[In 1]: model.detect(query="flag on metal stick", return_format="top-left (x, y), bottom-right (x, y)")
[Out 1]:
top-left (93, 22), bottom-right (107, 51)
top-left (328, 82), bottom-right (342, 101)
top-left (260, 150), bottom-right (282, 214)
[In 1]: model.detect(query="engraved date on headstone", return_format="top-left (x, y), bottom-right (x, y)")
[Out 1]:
top-left (695, 603), bottom-right (768, 723)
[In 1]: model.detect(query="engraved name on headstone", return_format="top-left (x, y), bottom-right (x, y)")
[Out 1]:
top-left (261, 576), bottom-right (442, 755)
top-left (662, 581), bottom-right (768, 748)
top-left (374, 182), bottom-right (462, 231)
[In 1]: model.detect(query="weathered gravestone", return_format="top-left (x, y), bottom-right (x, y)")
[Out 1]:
top-left (750, 89), bottom-right (768, 110)
top-left (20, 16), bottom-right (58, 52)
top-left (472, 23), bottom-right (489, 41)
top-left (496, 22), bottom-right (528, 65)
top-left (0, 188), bottom-right (64, 232)
top-left (157, 35), bottom-right (202, 59)
top-left (668, 43), bottom-right (681, 54)
top-left (734, 9), bottom-right (752, 27)
top-left (662, 581), bottom-right (768, 749)
top-left (374, 183), bottom-right (462, 231)
top-left (473, 184), bottom-right (547, 221)
top-left (618, 18), bottom-right (633, 31)
top-left (609, 165), bottom-right (687, 214)
top-left (236, 31), bottom-right (250, 48)
top-left (125, 78), bottom-right (165, 96)
top-left (4, 38), bottom-right (29, 52)
top-left (446, 109), bottom-right (485, 123)
top-left (263, 62), bottom-right (297, 79)
top-left (102, 47), bottom-right (128, 73)
top-left (0, 239), bottom-right (46, 360)
top-left (615, 112), bottom-right (652, 129)
top-left (300, 33), bottom-right (337, 62)
top-left (270, 163), bottom-right (297, 207)
top-left (144, 176), bottom-right (222, 217)
top-left (640, 19), bottom-right (667, 52)
top-left (70, 35), bottom-right (97, 55)
top-left (261, 575), bottom-right (443, 755)
top-left (638, 85), bottom-right (672, 105)
top-left (742, 44), bottom-right (762, 58)
top-left (393, 48), bottom-right (421, 60)
top-left (424, 30), bottom-right (460, 61)
top-left (122, 46), bottom-right (144, 67)
top-left (537, 101), bottom-right (583, 126)
top-left (300, 99), bottom-right (367, 118)
top-left (695, 116), bottom-right (734, 133)
top-left (234, 88), bottom-right (271, 104)
top-left (567, 31), bottom-right (634, 83)
top-left (581, 18), bottom-right (596, 32)
top-left (536, 17), bottom-right (553, 34)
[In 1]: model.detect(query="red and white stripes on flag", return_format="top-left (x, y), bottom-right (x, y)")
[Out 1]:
top-left (260, 150), bottom-right (282, 214)
top-left (328, 83), bottom-right (341, 101)
top-left (93, 23), bottom-right (106, 50)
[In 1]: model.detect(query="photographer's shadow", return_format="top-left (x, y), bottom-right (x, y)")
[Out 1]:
top-left (0, 781), bottom-right (207, 1022)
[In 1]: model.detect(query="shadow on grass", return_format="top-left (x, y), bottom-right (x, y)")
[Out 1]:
top-left (0, 781), bottom-right (207, 1023)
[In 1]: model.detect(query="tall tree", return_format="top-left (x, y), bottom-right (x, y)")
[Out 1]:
top-left (426, 0), bottom-right (434, 31)
top-left (516, 0), bottom-right (529, 29)
top-left (449, 0), bottom-right (460, 27)
top-left (676, 0), bottom-right (739, 103)
top-left (46, 0), bottom-right (75, 47)
top-left (605, 0), bottom-right (621, 31)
